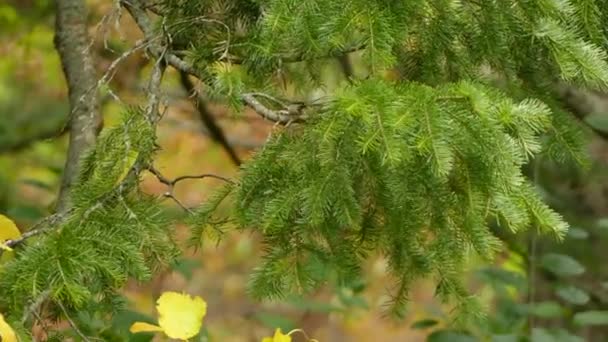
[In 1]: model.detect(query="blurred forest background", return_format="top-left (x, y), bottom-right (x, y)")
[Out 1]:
top-left (1, 0), bottom-right (608, 341)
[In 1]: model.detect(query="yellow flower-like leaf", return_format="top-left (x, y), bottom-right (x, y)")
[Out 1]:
top-left (0, 214), bottom-right (21, 263)
top-left (262, 328), bottom-right (292, 342)
top-left (130, 291), bottom-right (207, 341)
top-left (129, 322), bottom-right (164, 334)
top-left (0, 313), bottom-right (17, 342)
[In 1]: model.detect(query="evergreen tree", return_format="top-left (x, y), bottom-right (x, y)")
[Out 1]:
top-left (2, 0), bottom-right (608, 339)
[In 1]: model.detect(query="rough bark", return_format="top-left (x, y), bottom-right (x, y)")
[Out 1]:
top-left (54, 0), bottom-right (102, 212)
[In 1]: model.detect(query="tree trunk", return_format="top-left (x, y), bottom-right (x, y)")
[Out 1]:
top-left (54, 0), bottom-right (101, 212)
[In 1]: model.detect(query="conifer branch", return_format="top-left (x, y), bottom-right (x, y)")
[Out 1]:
top-left (0, 122), bottom-right (69, 154)
top-left (122, 0), bottom-right (314, 124)
top-left (3, 213), bottom-right (67, 249)
top-left (3, 57), bottom-right (166, 250)
top-left (227, 44), bottom-right (366, 65)
top-left (121, 0), bottom-right (200, 76)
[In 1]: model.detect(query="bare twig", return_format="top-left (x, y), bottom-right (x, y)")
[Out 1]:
top-left (173, 173), bottom-right (234, 184)
top-left (241, 93), bottom-right (309, 124)
top-left (22, 290), bottom-right (51, 324)
top-left (122, 0), bottom-right (201, 76)
top-left (56, 300), bottom-right (101, 342)
top-left (559, 86), bottom-right (608, 141)
top-left (145, 52), bottom-right (167, 125)
top-left (4, 213), bottom-right (68, 249)
top-left (0, 121), bottom-right (69, 154)
top-left (147, 165), bottom-right (234, 211)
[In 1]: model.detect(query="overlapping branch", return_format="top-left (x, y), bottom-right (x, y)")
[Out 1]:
top-left (121, 0), bottom-right (313, 124)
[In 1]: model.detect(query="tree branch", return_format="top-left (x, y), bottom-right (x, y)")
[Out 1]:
top-left (147, 165), bottom-right (234, 211)
top-left (3, 213), bottom-right (68, 249)
top-left (121, 0), bottom-right (200, 76)
top-left (0, 122), bottom-right (69, 154)
top-left (54, 0), bottom-right (103, 212)
top-left (228, 44), bottom-right (366, 65)
top-left (558, 85), bottom-right (608, 141)
top-left (337, 54), bottom-right (354, 82)
top-left (179, 71), bottom-right (242, 165)
top-left (241, 93), bottom-right (309, 124)
top-left (121, 0), bottom-right (313, 124)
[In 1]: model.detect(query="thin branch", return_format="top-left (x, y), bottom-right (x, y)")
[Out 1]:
top-left (558, 85), bottom-right (608, 141)
top-left (179, 71), bottom-right (242, 165)
top-left (122, 0), bottom-right (200, 77)
top-left (4, 213), bottom-right (67, 249)
top-left (228, 44), bottom-right (366, 65)
top-left (22, 290), bottom-right (51, 324)
top-left (241, 93), bottom-right (309, 124)
top-left (56, 300), bottom-right (100, 342)
top-left (172, 174), bottom-right (234, 184)
top-left (0, 122), bottom-right (69, 154)
top-left (147, 165), bottom-right (234, 211)
top-left (147, 165), bottom-right (234, 186)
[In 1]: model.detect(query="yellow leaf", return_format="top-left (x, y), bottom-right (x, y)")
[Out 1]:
top-left (0, 214), bottom-right (21, 263)
top-left (156, 292), bottom-right (207, 340)
top-left (129, 322), bottom-right (163, 334)
top-left (130, 291), bottom-right (207, 341)
top-left (0, 313), bottom-right (17, 342)
top-left (262, 328), bottom-right (292, 342)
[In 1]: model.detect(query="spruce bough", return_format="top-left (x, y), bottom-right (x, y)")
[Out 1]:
top-left (2, 0), bottom-right (608, 336)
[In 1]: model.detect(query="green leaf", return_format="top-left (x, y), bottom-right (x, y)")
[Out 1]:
top-left (555, 285), bottom-right (589, 305)
top-left (530, 329), bottom-right (554, 342)
top-left (287, 296), bottom-right (341, 313)
top-left (566, 227), bottom-right (588, 240)
top-left (529, 301), bottom-right (564, 318)
top-left (476, 267), bottom-right (526, 290)
top-left (541, 253), bottom-right (585, 277)
top-left (531, 328), bottom-right (583, 342)
top-left (490, 334), bottom-right (519, 342)
top-left (427, 330), bottom-right (477, 342)
top-left (20, 178), bottom-right (54, 191)
top-left (411, 318), bottom-right (439, 330)
top-left (170, 258), bottom-right (202, 281)
top-left (110, 309), bottom-right (156, 340)
top-left (597, 218), bottom-right (608, 230)
top-left (6, 205), bottom-right (45, 221)
top-left (573, 311), bottom-right (608, 326)
top-left (254, 312), bottom-right (296, 332)
top-left (337, 289), bottom-right (369, 309)
top-left (585, 113), bottom-right (608, 132)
